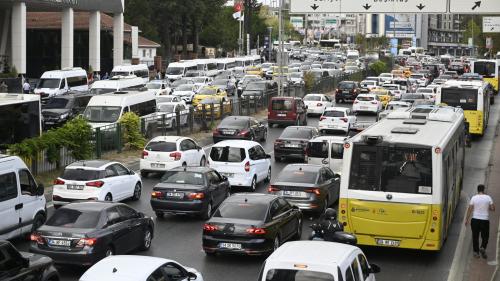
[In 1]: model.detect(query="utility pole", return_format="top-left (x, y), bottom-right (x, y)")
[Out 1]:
top-left (278, 0), bottom-right (284, 96)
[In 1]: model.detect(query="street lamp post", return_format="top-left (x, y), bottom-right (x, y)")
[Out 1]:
top-left (278, 0), bottom-right (284, 96)
top-left (268, 26), bottom-right (273, 62)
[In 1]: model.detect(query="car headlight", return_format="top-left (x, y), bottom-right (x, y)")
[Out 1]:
top-left (59, 113), bottom-right (69, 120)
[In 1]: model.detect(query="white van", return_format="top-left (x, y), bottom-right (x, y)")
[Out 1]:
top-left (34, 68), bottom-right (88, 99)
top-left (83, 90), bottom-right (156, 129)
top-left (0, 155), bottom-right (46, 240)
top-left (194, 59), bottom-right (220, 77)
top-left (90, 75), bottom-right (145, 95)
top-left (166, 61), bottom-right (198, 81)
top-left (346, 50), bottom-right (360, 61)
top-left (259, 241), bottom-right (380, 281)
top-left (111, 64), bottom-right (150, 83)
top-left (216, 58), bottom-right (237, 71)
top-left (306, 136), bottom-right (346, 175)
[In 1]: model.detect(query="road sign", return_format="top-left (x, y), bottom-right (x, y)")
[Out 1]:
top-left (290, 0), bottom-right (446, 13)
top-left (450, 0), bottom-right (500, 14)
top-left (483, 17), bottom-right (500, 33)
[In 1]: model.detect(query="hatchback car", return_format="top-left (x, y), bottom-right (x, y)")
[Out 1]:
top-left (274, 126), bottom-right (320, 162)
top-left (303, 94), bottom-right (333, 115)
top-left (202, 193), bottom-right (303, 256)
top-left (318, 107), bottom-right (356, 134)
top-left (152, 102), bottom-right (189, 130)
top-left (268, 164), bottom-right (339, 213)
top-left (52, 160), bottom-right (142, 208)
top-left (335, 81), bottom-right (360, 103)
top-left (172, 84), bottom-right (198, 103)
top-left (151, 167), bottom-right (230, 219)
top-left (30, 202), bottom-right (154, 266)
top-left (213, 116), bottom-right (267, 143)
top-left (352, 94), bottom-right (383, 115)
top-left (209, 140), bottom-right (271, 191)
top-left (140, 136), bottom-right (206, 177)
top-left (80, 255), bottom-right (203, 281)
top-left (268, 97), bottom-right (308, 127)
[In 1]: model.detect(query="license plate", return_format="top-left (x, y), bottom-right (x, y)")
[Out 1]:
top-left (221, 173), bottom-right (234, 178)
top-left (376, 239), bottom-right (400, 247)
top-left (223, 130), bottom-right (235, 135)
top-left (166, 192), bottom-right (183, 198)
top-left (329, 125), bottom-right (338, 128)
top-left (285, 144), bottom-right (300, 148)
top-left (219, 243), bottom-right (242, 250)
top-left (67, 185), bottom-right (84, 190)
top-left (151, 163), bottom-right (165, 168)
top-left (48, 239), bottom-right (71, 247)
top-left (281, 190), bottom-right (308, 198)
top-left (360, 106), bottom-right (368, 110)
top-left (277, 114), bottom-right (286, 117)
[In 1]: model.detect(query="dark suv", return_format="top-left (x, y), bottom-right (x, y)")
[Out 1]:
top-left (0, 241), bottom-right (59, 281)
top-left (42, 92), bottom-right (92, 129)
top-left (335, 81), bottom-right (360, 103)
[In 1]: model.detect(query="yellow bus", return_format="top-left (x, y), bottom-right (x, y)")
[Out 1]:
top-left (437, 80), bottom-right (492, 136)
top-left (471, 59), bottom-right (499, 94)
top-left (339, 106), bottom-right (466, 251)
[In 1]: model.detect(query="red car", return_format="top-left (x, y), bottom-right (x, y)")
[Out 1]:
top-left (268, 97), bottom-right (308, 127)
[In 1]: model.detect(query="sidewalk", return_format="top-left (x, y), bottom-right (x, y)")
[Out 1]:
top-left (465, 127), bottom-right (500, 281)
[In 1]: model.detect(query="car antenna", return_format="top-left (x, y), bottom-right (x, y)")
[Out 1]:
top-left (113, 268), bottom-right (117, 273)
top-left (245, 198), bottom-right (248, 203)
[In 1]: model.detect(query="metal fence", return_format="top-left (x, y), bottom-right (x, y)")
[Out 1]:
top-left (24, 147), bottom-right (77, 176)
top-left (310, 71), bottom-right (367, 94)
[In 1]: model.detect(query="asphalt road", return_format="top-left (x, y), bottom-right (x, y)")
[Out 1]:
top-left (11, 101), bottom-right (500, 281)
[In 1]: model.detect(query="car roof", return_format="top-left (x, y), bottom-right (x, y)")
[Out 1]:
top-left (310, 136), bottom-right (347, 143)
top-left (282, 164), bottom-right (323, 172)
top-left (61, 201), bottom-right (121, 212)
top-left (284, 126), bottom-right (315, 131)
top-left (149, 136), bottom-right (185, 143)
top-left (170, 166), bottom-right (211, 173)
top-left (324, 107), bottom-right (348, 112)
top-left (80, 255), bottom-right (175, 280)
top-left (66, 160), bottom-right (112, 170)
top-left (268, 241), bottom-right (356, 266)
top-left (357, 94), bottom-right (376, 97)
top-left (226, 193), bottom-right (277, 204)
top-left (212, 140), bottom-right (260, 149)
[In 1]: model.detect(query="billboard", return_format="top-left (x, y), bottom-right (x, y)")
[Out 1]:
top-left (290, 17), bottom-right (303, 28)
top-left (385, 14), bottom-right (417, 39)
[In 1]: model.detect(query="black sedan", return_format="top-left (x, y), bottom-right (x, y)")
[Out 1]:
top-left (202, 193), bottom-right (302, 256)
top-left (274, 126), bottom-right (320, 162)
top-left (268, 164), bottom-right (340, 214)
top-left (42, 93), bottom-right (92, 129)
top-left (151, 167), bottom-right (230, 219)
top-left (213, 116), bottom-right (267, 143)
top-left (30, 202), bottom-right (154, 266)
top-left (241, 81), bottom-right (277, 104)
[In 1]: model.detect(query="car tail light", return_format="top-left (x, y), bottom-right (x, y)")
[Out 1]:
top-left (353, 89), bottom-right (358, 93)
top-left (151, 191), bottom-right (163, 198)
top-left (268, 186), bottom-right (280, 193)
top-left (77, 238), bottom-right (97, 247)
top-left (305, 188), bottom-right (321, 195)
top-left (188, 192), bottom-right (205, 200)
top-left (317, 103), bottom-right (323, 106)
top-left (354, 100), bottom-right (359, 104)
top-left (244, 161), bottom-right (250, 172)
top-left (340, 118), bottom-right (348, 123)
top-left (53, 179), bottom-right (65, 185)
top-left (203, 224), bottom-right (219, 232)
top-left (142, 150), bottom-right (149, 159)
top-left (371, 101), bottom-right (378, 105)
top-left (213, 129), bottom-right (220, 136)
top-left (319, 116), bottom-right (326, 121)
top-left (246, 227), bottom-right (266, 235)
top-left (238, 130), bottom-right (250, 136)
top-left (170, 152), bottom-right (182, 161)
top-left (86, 180), bottom-right (104, 188)
top-left (336, 89), bottom-right (340, 93)
top-left (30, 233), bottom-right (45, 245)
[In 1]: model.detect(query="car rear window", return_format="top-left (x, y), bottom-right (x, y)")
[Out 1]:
top-left (145, 141), bottom-right (177, 152)
top-left (339, 82), bottom-right (354, 89)
top-left (323, 110), bottom-right (345, 117)
top-left (272, 99), bottom-right (293, 111)
top-left (276, 169), bottom-right (318, 184)
top-left (265, 269), bottom-right (335, 281)
top-left (356, 96), bottom-right (374, 101)
top-left (304, 95), bottom-right (321, 101)
top-left (307, 142), bottom-right (328, 158)
top-left (161, 171), bottom-right (205, 185)
top-left (213, 202), bottom-right (268, 221)
top-left (220, 118), bottom-right (248, 128)
top-left (210, 147), bottom-right (246, 163)
top-left (280, 128), bottom-right (312, 139)
top-left (61, 169), bottom-right (102, 181)
top-left (46, 208), bottom-right (101, 229)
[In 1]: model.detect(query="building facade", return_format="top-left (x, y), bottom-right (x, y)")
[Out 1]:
top-left (424, 14), bottom-right (471, 56)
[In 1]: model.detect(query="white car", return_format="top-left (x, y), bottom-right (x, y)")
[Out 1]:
top-left (80, 255), bottom-right (203, 281)
top-left (360, 80), bottom-right (378, 93)
top-left (259, 241), bottom-right (380, 281)
top-left (153, 102), bottom-right (189, 129)
top-left (191, 76), bottom-right (213, 88)
top-left (208, 140), bottom-right (271, 191)
top-left (172, 84), bottom-right (198, 103)
top-left (378, 73), bottom-right (394, 83)
top-left (318, 107), bottom-right (356, 134)
top-left (416, 87), bottom-right (436, 102)
top-left (140, 136), bottom-right (206, 177)
top-left (146, 80), bottom-right (172, 96)
top-left (410, 74), bottom-right (429, 87)
top-left (352, 94), bottom-right (383, 115)
top-left (303, 94), bottom-right (333, 115)
top-left (382, 84), bottom-right (404, 100)
top-left (156, 95), bottom-right (186, 107)
top-left (52, 160), bottom-right (142, 207)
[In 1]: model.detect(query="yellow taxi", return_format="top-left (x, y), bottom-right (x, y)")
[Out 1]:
top-left (192, 86), bottom-right (228, 106)
top-left (402, 67), bottom-right (412, 78)
top-left (195, 97), bottom-right (232, 119)
top-left (391, 69), bottom-right (405, 78)
top-left (369, 87), bottom-right (392, 107)
top-left (246, 66), bottom-right (264, 77)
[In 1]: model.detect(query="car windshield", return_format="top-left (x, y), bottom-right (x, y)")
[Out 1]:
top-left (160, 171), bottom-right (205, 185)
top-left (276, 168), bottom-right (318, 184)
top-left (199, 88), bottom-right (217, 95)
top-left (280, 128), bottom-right (312, 139)
top-left (339, 82), bottom-right (354, 89)
top-left (272, 99), bottom-right (293, 111)
top-left (172, 79), bottom-right (190, 87)
top-left (213, 79), bottom-right (228, 86)
top-left (176, 85), bottom-right (193, 91)
top-left (304, 95), bottom-right (321, 101)
top-left (411, 75), bottom-right (424, 79)
top-left (158, 104), bottom-right (175, 113)
top-left (417, 89), bottom-right (433, 94)
top-left (265, 269), bottom-right (335, 281)
top-left (37, 78), bottom-right (60, 89)
top-left (44, 98), bottom-right (69, 109)
top-left (210, 147), bottom-right (246, 163)
top-left (213, 202), bottom-right (268, 221)
top-left (83, 106), bottom-right (121, 123)
top-left (90, 88), bottom-right (116, 95)
top-left (166, 67), bottom-right (184, 75)
top-left (220, 118), bottom-right (248, 128)
top-left (357, 96), bottom-right (374, 101)
top-left (157, 96), bottom-right (175, 103)
top-left (46, 208), bottom-right (101, 229)
top-left (146, 83), bottom-right (162, 90)
top-left (61, 169), bottom-right (101, 181)
top-left (323, 110), bottom-right (345, 117)
top-left (145, 141), bottom-right (177, 152)
top-left (246, 83), bottom-right (265, 91)
top-left (193, 78), bottom-right (207, 83)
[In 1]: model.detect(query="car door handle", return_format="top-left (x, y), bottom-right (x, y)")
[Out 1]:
top-left (15, 203), bottom-right (23, 210)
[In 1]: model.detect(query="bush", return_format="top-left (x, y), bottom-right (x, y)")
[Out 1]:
top-left (119, 112), bottom-right (146, 150)
top-left (369, 61), bottom-right (389, 76)
top-left (304, 71), bottom-right (316, 93)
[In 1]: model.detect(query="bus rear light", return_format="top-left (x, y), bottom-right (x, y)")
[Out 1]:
top-left (430, 228), bottom-right (435, 233)
top-left (341, 210), bottom-right (346, 214)
top-left (344, 143), bottom-right (351, 149)
top-left (342, 222), bottom-right (347, 226)
top-left (432, 216), bottom-right (438, 221)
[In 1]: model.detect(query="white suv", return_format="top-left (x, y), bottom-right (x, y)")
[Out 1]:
top-left (318, 107), bottom-right (356, 134)
top-left (352, 94), bottom-right (383, 115)
top-left (52, 160), bottom-right (142, 208)
top-left (140, 136), bottom-right (206, 177)
top-left (208, 140), bottom-right (271, 191)
top-left (303, 94), bottom-right (333, 115)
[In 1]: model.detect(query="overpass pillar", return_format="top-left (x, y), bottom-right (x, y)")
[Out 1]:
top-left (113, 12), bottom-right (124, 67)
top-left (11, 2), bottom-right (26, 74)
top-left (89, 11), bottom-right (101, 72)
top-left (61, 7), bottom-right (74, 69)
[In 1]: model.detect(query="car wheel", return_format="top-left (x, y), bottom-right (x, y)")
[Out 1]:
top-left (250, 133), bottom-right (255, 141)
top-left (104, 193), bottom-right (113, 202)
top-left (303, 116), bottom-right (308, 126)
top-left (265, 168), bottom-right (271, 183)
top-left (140, 228), bottom-right (153, 251)
top-left (140, 170), bottom-right (149, 178)
top-left (335, 99), bottom-right (340, 103)
top-left (132, 183), bottom-right (142, 201)
top-left (155, 211), bottom-right (164, 219)
top-left (296, 119), bottom-right (300, 126)
top-left (202, 202), bottom-right (213, 220)
top-left (261, 130), bottom-right (267, 142)
top-left (294, 218), bottom-right (303, 240)
top-left (273, 236), bottom-right (281, 252)
top-left (105, 246), bottom-right (114, 257)
top-left (205, 251), bottom-right (216, 257)
top-left (250, 176), bottom-right (257, 192)
top-left (274, 156), bottom-right (281, 162)
top-left (200, 156), bottom-right (206, 167)
top-left (29, 213), bottom-right (45, 238)
top-left (182, 162), bottom-right (187, 168)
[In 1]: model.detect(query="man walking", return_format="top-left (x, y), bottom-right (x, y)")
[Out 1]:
top-left (465, 184), bottom-right (495, 259)
top-left (23, 79), bottom-right (31, 94)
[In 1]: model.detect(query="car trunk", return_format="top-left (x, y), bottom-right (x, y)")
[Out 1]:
top-left (207, 217), bottom-right (263, 240)
top-left (37, 227), bottom-right (97, 251)
top-left (271, 182), bottom-right (317, 200)
top-left (153, 183), bottom-right (205, 201)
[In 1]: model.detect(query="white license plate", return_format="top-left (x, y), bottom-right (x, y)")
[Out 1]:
top-left (277, 114), bottom-right (286, 117)
top-left (281, 190), bottom-right (308, 198)
top-left (360, 106), bottom-right (368, 110)
top-left (223, 130), bottom-right (235, 135)
top-left (219, 243), bottom-right (242, 250)
top-left (166, 192), bottom-right (183, 198)
top-left (285, 144), bottom-right (300, 148)
top-left (151, 163), bottom-right (166, 168)
top-left (376, 239), bottom-right (400, 247)
top-left (67, 185), bottom-right (84, 190)
top-left (328, 125), bottom-right (338, 128)
top-left (48, 239), bottom-right (71, 247)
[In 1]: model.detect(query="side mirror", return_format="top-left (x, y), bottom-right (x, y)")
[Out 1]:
top-left (222, 175), bottom-right (228, 181)
top-left (369, 263), bottom-right (381, 274)
top-left (187, 271), bottom-right (198, 280)
top-left (129, 170), bottom-right (135, 175)
top-left (334, 174), bottom-right (341, 181)
top-left (265, 154), bottom-right (272, 159)
top-left (36, 184), bottom-right (45, 196)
